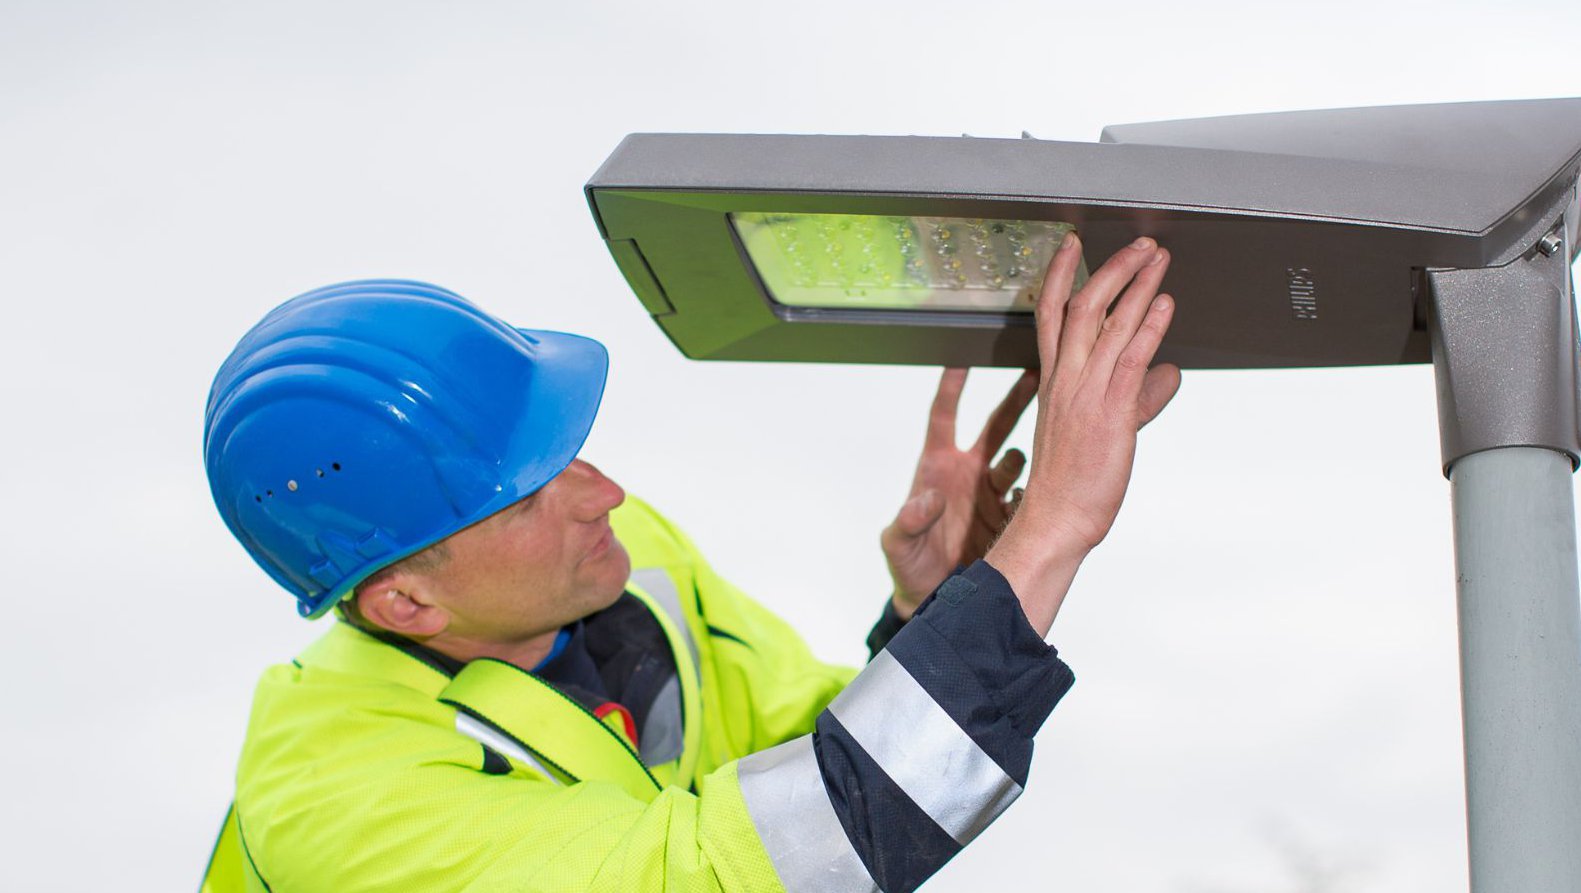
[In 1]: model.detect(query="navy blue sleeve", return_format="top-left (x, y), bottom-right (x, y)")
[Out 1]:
top-left (896, 559), bottom-right (1075, 740)
top-left (810, 560), bottom-right (1075, 893)
top-left (864, 597), bottom-right (909, 660)
top-left (868, 559), bottom-right (1073, 785)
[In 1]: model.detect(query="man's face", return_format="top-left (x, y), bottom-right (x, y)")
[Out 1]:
top-left (421, 458), bottom-right (632, 644)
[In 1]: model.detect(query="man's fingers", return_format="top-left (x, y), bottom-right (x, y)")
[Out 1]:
top-left (1034, 232), bottom-right (1082, 387)
top-left (1054, 237), bottom-right (1162, 389)
top-left (976, 449), bottom-right (1025, 534)
top-left (927, 367), bottom-right (968, 447)
top-left (1137, 363), bottom-right (1182, 428)
top-left (986, 448), bottom-right (1026, 495)
top-left (1108, 293), bottom-right (1176, 407)
top-left (1087, 248), bottom-right (1170, 381)
top-left (973, 370), bottom-right (1038, 457)
top-left (890, 489), bottom-right (946, 539)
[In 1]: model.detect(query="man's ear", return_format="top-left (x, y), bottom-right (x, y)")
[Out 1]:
top-left (355, 572), bottom-right (451, 638)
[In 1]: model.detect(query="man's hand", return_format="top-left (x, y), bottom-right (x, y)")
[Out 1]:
top-left (987, 233), bottom-right (1181, 636)
top-left (881, 367), bottom-right (1038, 618)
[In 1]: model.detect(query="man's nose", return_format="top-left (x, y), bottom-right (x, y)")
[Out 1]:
top-left (566, 459), bottom-right (626, 517)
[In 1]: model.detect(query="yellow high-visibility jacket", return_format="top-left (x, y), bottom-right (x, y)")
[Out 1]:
top-left (203, 496), bottom-right (1072, 892)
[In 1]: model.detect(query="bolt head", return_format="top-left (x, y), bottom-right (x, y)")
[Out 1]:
top-left (1537, 232), bottom-right (1564, 257)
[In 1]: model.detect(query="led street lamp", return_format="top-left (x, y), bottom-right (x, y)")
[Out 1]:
top-left (589, 98), bottom-right (1581, 893)
top-left (588, 99), bottom-right (1580, 373)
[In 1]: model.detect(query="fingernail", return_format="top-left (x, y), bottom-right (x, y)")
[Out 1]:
top-left (1154, 294), bottom-right (1173, 311)
top-left (1059, 231), bottom-right (1079, 252)
top-left (1148, 249), bottom-right (1166, 266)
top-left (1131, 237), bottom-right (1155, 251)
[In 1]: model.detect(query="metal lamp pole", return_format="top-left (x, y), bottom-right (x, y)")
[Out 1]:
top-left (1430, 202), bottom-right (1581, 892)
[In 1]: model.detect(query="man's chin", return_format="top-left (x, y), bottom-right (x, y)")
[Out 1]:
top-left (599, 541), bottom-right (634, 606)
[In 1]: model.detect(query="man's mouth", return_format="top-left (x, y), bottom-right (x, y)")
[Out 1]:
top-left (584, 523), bottom-right (613, 561)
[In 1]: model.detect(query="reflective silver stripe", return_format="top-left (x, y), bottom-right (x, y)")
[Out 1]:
top-left (736, 735), bottom-right (878, 893)
top-left (827, 650), bottom-right (1023, 845)
top-left (638, 673), bottom-right (684, 765)
top-left (455, 712), bottom-right (559, 782)
top-left (630, 566), bottom-right (701, 673)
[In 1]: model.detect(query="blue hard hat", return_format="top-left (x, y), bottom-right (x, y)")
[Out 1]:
top-left (203, 279), bottom-right (609, 618)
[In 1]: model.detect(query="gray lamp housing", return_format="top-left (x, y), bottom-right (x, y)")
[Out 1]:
top-left (586, 99), bottom-right (1581, 469)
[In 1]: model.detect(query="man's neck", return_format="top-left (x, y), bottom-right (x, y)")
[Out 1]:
top-left (415, 626), bottom-right (564, 673)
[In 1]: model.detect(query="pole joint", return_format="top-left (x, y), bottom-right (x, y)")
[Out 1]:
top-left (1428, 189), bottom-right (1581, 476)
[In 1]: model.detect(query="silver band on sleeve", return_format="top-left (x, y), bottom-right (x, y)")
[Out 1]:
top-left (826, 650), bottom-right (1023, 845)
top-left (736, 735), bottom-right (878, 893)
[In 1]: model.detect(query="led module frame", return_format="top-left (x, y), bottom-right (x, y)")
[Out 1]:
top-left (732, 213), bottom-right (1088, 313)
top-left (587, 99), bottom-right (1581, 369)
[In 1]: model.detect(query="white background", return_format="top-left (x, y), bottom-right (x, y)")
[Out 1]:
top-left (3, 2), bottom-right (1580, 890)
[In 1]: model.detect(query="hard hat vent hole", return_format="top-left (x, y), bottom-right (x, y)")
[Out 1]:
top-left (332, 462), bottom-right (342, 472)
top-left (255, 495), bottom-right (262, 503)
top-left (316, 468), bottom-right (325, 478)
top-left (266, 490), bottom-right (273, 497)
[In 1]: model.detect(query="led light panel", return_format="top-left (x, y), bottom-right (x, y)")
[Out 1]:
top-left (732, 213), bottom-right (1088, 313)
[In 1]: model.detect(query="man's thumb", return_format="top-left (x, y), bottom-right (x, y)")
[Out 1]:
top-left (894, 490), bottom-right (945, 538)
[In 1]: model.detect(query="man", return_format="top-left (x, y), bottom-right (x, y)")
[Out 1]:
top-left (201, 232), bottom-right (1178, 892)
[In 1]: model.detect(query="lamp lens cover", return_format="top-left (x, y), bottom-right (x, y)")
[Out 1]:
top-left (732, 212), bottom-right (1087, 313)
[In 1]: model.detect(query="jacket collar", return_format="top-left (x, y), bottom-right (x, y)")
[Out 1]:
top-left (296, 621), bottom-right (454, 697)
